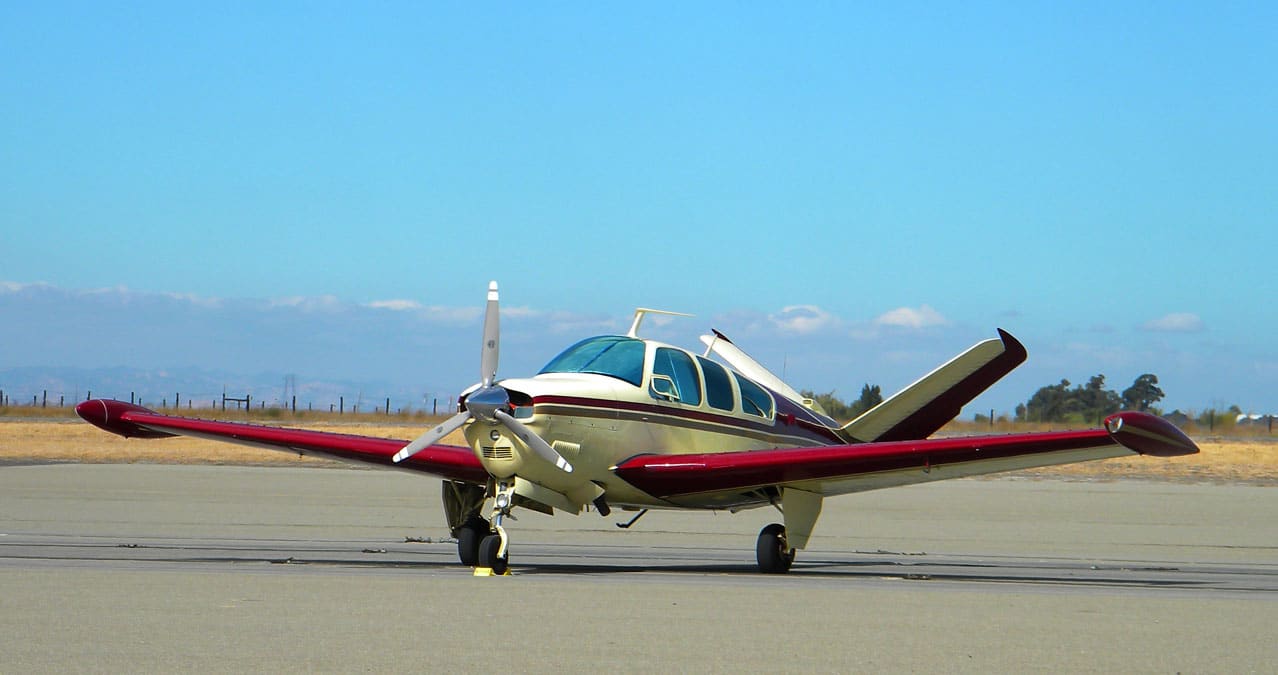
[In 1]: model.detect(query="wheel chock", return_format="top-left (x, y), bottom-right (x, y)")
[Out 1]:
top-left (472, 566), bottom-right (512, 577)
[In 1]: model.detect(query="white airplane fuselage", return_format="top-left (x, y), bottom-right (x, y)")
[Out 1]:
top-left (462, 335), bottom-right (839, 511)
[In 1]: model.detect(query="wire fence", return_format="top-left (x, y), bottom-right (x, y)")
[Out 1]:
top-left (0, 388), bottom-right (458, 419)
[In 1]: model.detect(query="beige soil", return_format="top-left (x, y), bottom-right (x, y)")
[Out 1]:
top-left (2, 420), bottom-right (1274, 485)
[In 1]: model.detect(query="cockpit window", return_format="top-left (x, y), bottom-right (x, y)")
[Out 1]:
top-left (734, 372), bottom-right (774, 418)
top-left (538, 336), bottom-right (645, 386)
top-left (650, 347), bottom-right (702, 406)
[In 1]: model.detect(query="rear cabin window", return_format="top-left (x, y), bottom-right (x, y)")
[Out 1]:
top-left (538, 336), bottom-right (645, 386)
top-left (650, 347), bottom-right (702, 406)
top-left (696, 356), bottom-right (735, 411)
top-left (734, 373), bottom-right (774, 418)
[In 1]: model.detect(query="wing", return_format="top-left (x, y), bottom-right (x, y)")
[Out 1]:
top-left (613, 411), bottom-right (1197, 507)
top-left (76, 399), bottom-right (487, 484)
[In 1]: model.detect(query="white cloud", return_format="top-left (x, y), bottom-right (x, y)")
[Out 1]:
top-left (267, 295), bottom-right (343, 312)
top-left (366, 299), bottom-right (423, 311)
top-left (769, 305), bottom-right (834, 335)
top-left (161, 291), bottom-right (223, 308)
top-left (874, 305), bottom-right (947, 329)
top-left (420, 305), bottom-right (483, 323)
top-left (501, 305), bottom-right (542, 319)
top-left (1, 281), bottom-right (51, 293)
top-left (1141, 313), bottom-right (1204, 333)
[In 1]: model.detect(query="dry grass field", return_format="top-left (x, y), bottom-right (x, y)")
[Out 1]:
top-left (0, 419), bottom-right (465, 468)
top-left (2, 414), bottom-right (1274, 485)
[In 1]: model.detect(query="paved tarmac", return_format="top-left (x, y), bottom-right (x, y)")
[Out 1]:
top-left (2, 464), bottom-right (1275, 672)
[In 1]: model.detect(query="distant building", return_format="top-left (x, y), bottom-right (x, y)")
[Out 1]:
top-left (1236, 413), bottom-right (1276, 427)
top-left (1163, 410), bottom-right (1190, 427)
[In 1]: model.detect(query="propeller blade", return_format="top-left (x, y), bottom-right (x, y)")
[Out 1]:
top-left (393, 411), bottom-right (470, 463)
top-left (480, 281), bottom-right (500, 387)
top-left (494, 409), bottom-right (573, 473)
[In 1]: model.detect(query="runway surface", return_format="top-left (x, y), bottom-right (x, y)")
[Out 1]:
top-left (2, 464), bottom-right (1275, 672)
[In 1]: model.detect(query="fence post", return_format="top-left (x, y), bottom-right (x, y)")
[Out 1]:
top-left (292, 395), bottom-right (297, 413)
top-left (246, 394), bottom-right (251, 412)
top-left (340, 396), bottom-right (344, 415)
top-left (386, 397), bottom-right (391, 416)
top-left (43, 390), bottom-right (47, 408)
top-left (433, 398), bottom-right (438, 415)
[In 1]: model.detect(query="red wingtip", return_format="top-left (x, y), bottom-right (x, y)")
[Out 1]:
top-left (76, 399), bottom-right (175, 439)
top-left (1104, 411), bottom-right (1199, 457)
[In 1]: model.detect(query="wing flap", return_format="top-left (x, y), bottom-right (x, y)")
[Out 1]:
top-left (76, 399), bottom-right (487, 483)
top-left (614, 411), bottom-right (1197, 501)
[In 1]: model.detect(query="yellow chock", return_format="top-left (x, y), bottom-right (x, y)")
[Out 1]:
top-left (472, 566), bottom-right (511, 577)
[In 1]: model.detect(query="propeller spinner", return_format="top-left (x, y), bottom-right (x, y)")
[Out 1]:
top-left (392, 282), bottom-right (572, 473)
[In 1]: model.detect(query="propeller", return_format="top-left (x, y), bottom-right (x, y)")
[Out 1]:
top-left (392, 281), bottom-right (573, 473)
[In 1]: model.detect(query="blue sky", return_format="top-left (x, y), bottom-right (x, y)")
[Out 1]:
top-left (2, 4), bottom-right (1275, 415)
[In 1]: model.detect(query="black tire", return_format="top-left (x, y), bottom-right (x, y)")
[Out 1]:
top-left (456, 518), bottom-right (487, 566)
top-left (756, 523), bottom-right (794, 574)
top-left (478, 533), bottom-right (509, 575)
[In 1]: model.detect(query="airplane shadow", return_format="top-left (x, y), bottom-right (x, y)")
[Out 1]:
top-left (162, 550), bottom-right (1213, 591)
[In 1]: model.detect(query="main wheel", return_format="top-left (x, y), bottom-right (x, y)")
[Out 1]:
top-left (478, 533), bottom-right (509, 575)
top-left (756, 523), bottom-right (795, 574)
top-left (455, 516), bottom-right (488, 566)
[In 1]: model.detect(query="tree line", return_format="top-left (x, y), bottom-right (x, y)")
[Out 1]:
top-left (800, 384), bottom-right (883, 422)
top-left (801, 373), bottom-right (1168, 425)
top-left (1015, 373), bottom-right (1163, 424)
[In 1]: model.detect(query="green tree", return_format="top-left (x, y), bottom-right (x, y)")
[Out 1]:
top-left (1079, 374), bottom-right (1123, 424)
top-left (799, 384), bottom-right (882, 423)
top-left (848, 383), bottom-right (883, 418)
top-left (1121, 374), bottom-right (1164, 412)
top-left (1020, 374), bottom-right (1129, 423)
top-left (1024, 378), bottom-right (1077, 422)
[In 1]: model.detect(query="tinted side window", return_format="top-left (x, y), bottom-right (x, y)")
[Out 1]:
top-left (651, 348), bottom-right (703, 406)
top-left (734, 373), bottom-right (774, 418)
top-left (697, 356), bottom-right (734, 411)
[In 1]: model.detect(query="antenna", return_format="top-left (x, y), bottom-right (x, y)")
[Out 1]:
top-left (627, 308), bottom-right (693, 338)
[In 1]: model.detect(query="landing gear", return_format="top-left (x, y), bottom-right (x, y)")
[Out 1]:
top-left (478, 533), bottom-right (508, 575)
top-left (455, 515), bottom-right (489, 566)
top-left (756, 523), bottom-right (795, 574)
top-left (469, 481), bottom-right (515, 574)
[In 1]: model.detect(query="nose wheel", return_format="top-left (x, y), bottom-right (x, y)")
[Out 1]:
top-left (478, 532), bottom-right (509, 575)
top-left (472, 482), bottom-right (515, 575)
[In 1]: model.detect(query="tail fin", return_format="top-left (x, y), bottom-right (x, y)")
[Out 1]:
top-left (840, 329), bottom-right (1026, 442)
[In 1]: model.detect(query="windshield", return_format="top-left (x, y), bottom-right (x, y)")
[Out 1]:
top-left (539, 336), bottom-right (646, 386)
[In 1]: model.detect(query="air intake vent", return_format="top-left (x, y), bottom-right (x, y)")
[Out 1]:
top-left (482, 445), bottom-right (513, 461)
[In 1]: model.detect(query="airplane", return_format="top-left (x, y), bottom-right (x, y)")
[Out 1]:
top-left (76, 282), bottom-right (1199, 575)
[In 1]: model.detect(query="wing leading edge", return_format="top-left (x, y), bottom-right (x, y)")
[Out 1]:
top-left (613, 411), bottom-right (1197, 505)
top-left (75, 399), bottom-right (487, 484)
